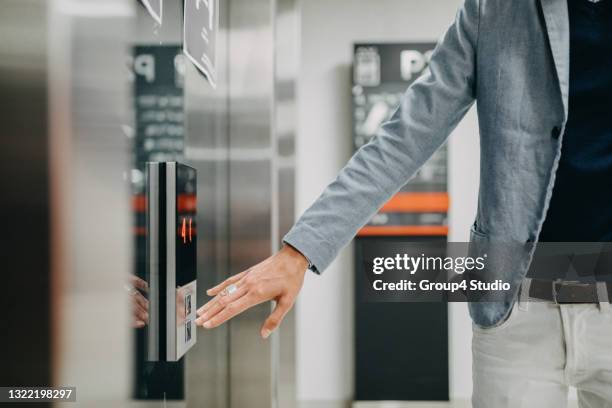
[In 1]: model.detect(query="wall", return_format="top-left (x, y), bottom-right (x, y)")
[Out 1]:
top-left (295, 0), bottom-right (480, 404)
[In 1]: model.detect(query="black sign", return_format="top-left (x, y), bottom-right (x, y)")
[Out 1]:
top-left (352, 43), bottom-right (447, 233)
top-left (354, 43), bottom-right (434, 87)
top-left (183, 0), bottom-right (218, 87)
top-left (132, 45), bottom-right (186, 166)
top-left (352, 43), bottom-right (450, 403)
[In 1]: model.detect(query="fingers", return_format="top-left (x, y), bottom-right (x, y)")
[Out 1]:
top-left (195, 247), bottom-right (307, 335)
top-left (196, 283), bottom-right (248, 322)
top-left (132, 295), bottom-right (148, 327)
top-left (133, 302), bottom-right (148, 322)
top-left (129, 275), bottom-right (149, 292)
top-left (206, 270), bottom-right (248, 296)
top-left (260, 297), bottom-right (292, 339)
top-left (197, 295), bottom-right (255, 329)
top-left (133, 291), bottom-right (149, 311)
top-left (197, 282), bottom-right (292, 335)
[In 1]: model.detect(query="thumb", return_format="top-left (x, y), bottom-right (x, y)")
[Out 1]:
top-left (260, 298), bottom-right (292, 339)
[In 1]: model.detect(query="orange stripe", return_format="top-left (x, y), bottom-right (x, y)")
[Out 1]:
top-left (133, 194), bottom-right (196, 213)
top-left (134, 226), bottom-right (147, 236)
top-left (357, 225), bottom-right (448, 237)
top-left (132, 195), bottom-right (146, 212)
top-left (379, 192), bottom-right (449, 213)
top-left (177, 194), bottom-right (197, 213)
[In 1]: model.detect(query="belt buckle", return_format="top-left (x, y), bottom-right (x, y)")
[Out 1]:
top-left (552, 279), bottom-right (590, 304)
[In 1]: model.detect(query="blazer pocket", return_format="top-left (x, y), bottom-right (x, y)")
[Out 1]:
top-left (472, 301), bottom-right (519, 334)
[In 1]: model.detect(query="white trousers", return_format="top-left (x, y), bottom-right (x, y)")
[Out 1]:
top-left (472, 301), bottom-right (612, 408)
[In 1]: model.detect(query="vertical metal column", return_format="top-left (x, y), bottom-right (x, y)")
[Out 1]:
top-left (274, 0), bottom-right (299, 407)
top-left (227, 0), bottom-right (276, 405)
top-left (184, 0), bottom-right (232, 405)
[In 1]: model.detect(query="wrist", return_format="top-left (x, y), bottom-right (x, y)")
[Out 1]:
top-left (281, 244), bottom-right (310, 272)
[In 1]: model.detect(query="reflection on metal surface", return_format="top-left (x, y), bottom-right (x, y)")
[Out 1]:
top-left (227, 0), bottom-right (275, 406)
top-left (183, 0), bottom-right (231, 404)
top-left (131, 4), bottom-right (188, 397)
top-left (48, 0), bottom-right (135, 407)
top-left (56, 0), bottom-right (133, 17)
top-left (183, 0), bottom-right (219, 87)
top-left (144, 162), bottom-right (197, 362)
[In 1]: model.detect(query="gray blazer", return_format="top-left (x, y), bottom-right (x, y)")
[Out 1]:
top-left (284, 0), bottom-right (570, 328)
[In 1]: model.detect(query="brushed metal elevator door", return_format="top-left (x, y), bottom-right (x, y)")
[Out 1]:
top-left (226, 0), bottom-right (299, 406)
top-left (227, 0), bottom-right (275, 406)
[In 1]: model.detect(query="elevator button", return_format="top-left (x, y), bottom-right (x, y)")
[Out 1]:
top-left (185, 320), bottom-right (192, 342)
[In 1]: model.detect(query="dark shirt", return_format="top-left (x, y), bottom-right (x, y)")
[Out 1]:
top-left (538, 0), bottom-right (612, 242)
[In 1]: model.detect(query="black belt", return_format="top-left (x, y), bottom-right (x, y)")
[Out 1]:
top-left (528, 279), bottom-right (612, 304)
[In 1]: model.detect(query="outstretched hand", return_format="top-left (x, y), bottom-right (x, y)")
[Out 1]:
top-left (195, 245), bottom-right (309, 338)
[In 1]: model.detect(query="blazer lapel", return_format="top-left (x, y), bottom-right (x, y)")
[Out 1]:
top-left (539, 0), bottom-right (570, 120)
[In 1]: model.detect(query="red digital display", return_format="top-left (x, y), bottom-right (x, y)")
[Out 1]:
top-left (175, 164), bottom-right (197, 287)
top-left (180, 216), bottom-right (194, 244)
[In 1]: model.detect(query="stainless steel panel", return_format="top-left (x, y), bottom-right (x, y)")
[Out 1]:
top-left (131, 0), bottom-right (231, 405)
top-left (183, 0), bottom-right (231, 405)
top-left (227, 0), bottom-right (299, 406)
top-left (48, 1), bottom-right (135, 406)
top-left (275, 0), bottom-right (299, 407)
top-left (227, 0), bottom-right (275, 406)
top-left (147, 163), bottom-right (161, 361)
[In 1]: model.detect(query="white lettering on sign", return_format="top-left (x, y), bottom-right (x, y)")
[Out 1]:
top-left (134, 54), bottom-right (156, 83)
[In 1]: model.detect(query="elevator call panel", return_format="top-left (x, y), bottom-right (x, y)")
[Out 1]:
top-left (146, 162), bottom-right (197, 361)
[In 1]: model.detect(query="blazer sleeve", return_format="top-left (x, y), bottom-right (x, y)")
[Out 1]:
top-left (283, 0), bottom-right (480, 273)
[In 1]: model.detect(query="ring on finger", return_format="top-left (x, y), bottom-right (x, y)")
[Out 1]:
top-left (124, 284), bottom-right (139, 296)
top-left (221, 283), bottom-right (238, 297)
